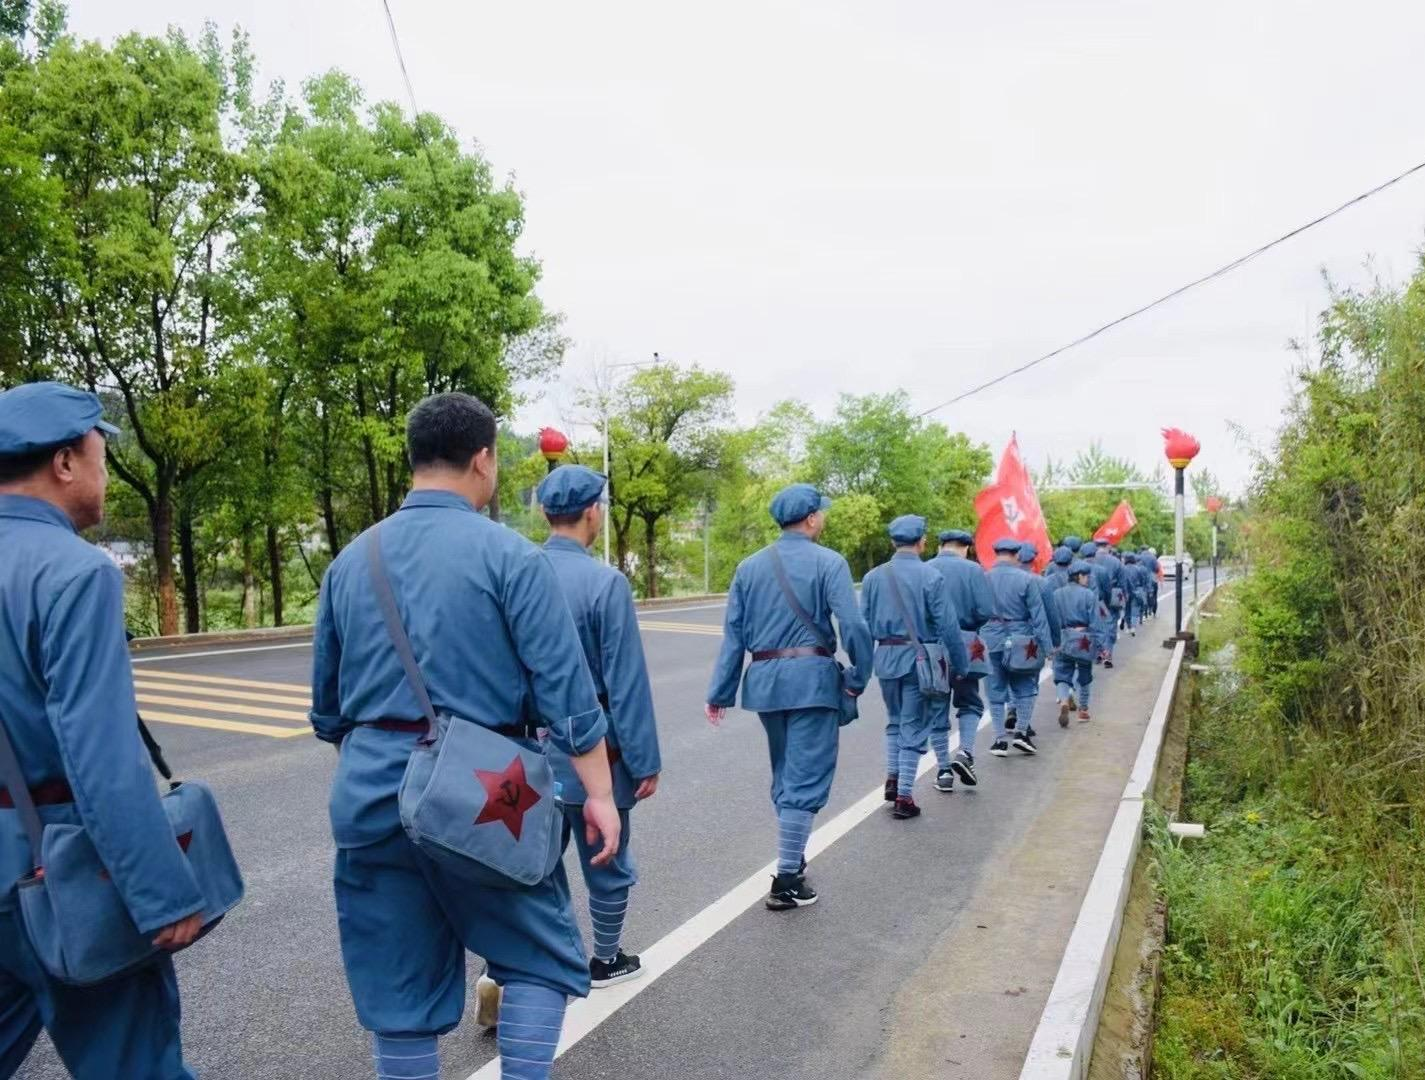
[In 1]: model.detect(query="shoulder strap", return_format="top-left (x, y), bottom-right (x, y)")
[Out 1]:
top-left (365, 523), bottom-right (439, 729)
top-left (766, 545), bottom-right (836, 655)
top-left (0, 718), bottom-right (43, 868)
top-left (886, 565), bottom-right (930, 661)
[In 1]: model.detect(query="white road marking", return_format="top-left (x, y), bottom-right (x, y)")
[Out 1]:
top-left (131, 641), bottom-right (315, 664)
top-left (464, 666), bottom-right (1053, 1079)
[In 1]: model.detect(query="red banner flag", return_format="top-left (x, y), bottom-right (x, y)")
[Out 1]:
top-left (1093, 500), bottom-right (1138, 544)
top-left (973, 435), bottom-right (1053, 571)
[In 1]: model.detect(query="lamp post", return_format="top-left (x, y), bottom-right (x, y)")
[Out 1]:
top-left (539, 427), bottom-right (568, 474)
top-left (1205, 495), bottom-right (1223, 593)
top-left (1162, 428), bottom-right (1201, 639)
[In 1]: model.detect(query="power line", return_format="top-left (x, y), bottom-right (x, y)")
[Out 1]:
top-left (918, 156), bottom-right (1425, 417)
top-left (380, 0), bottom-right (420, 116)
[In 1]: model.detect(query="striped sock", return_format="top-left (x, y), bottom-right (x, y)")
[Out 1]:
top-left (1014, 694), bottom-right (1037, 728)
top-left (930, 729), bottom-right (952, 769)
top-left (776, 807), bottom-right (814, 875)
top-left (897, 745), bottom-right (919, 798)
top-left (1079, 680), bottom-right (1092, 709)
top-left (988, 700), bottom-right (1007, 739)
top-left (958, 711), bottom-right (979, 757)
top-left (588, 886), bottom-right (629, 963)
top-left (884, 723), bottom-right (898, 776)
top-left (498, 983), bottom-right (566, 1080)
top-left (371, 1034), bottom-right (438, 1080)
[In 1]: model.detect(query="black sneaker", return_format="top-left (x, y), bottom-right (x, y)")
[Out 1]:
top-left (934, 768), bottom-right (955, 792)
top-left (590, 951), bottom-right (644, 988)
top-left (1005, 708), bottom-right (1018, 729)
top-left (1104, 658), bottom-right (1114, 669)
top-left (1025, 725), bottom-right (1038, 739)
top-left (884, 775), bottom-right (897, 802)
top-left (766, 873), bottom-right (818, 910)
top-left (989, 739), bottom-right (1010, 757)
top-left (892, 796), bottom-right (921, 819)
top-left (1012, 732), bottom-right (1038, 755)
top-left (951, 751), bottom-right (978, 786)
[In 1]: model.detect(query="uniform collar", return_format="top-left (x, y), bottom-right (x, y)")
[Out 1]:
top-left (0, 494), bottom-right (78, 533)
top-left (776, 531), bottom-right (814, 544)
top-left (544, 535), bottom-right (591, 556)
top-left (398, 489), bottom-right (480, 514)
top-left (892, 550), bottom-right (921, 560)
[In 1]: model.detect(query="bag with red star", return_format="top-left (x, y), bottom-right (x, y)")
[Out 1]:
top-left (1003, 633), bottom-right (1046, 673)
top-left (961, 630), bottom-right (991, 678)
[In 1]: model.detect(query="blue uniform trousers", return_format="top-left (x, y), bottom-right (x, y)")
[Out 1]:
top-left (562, 806), bottom-right (637, 962)
top-left (0, 909), bottom-right (192, 1080)
top-left (986, 654), bottom-right (1041, 740)
top-left (758, 708), bottom-right (840, 814)
top-left (333, 832), bottom-right (589, 1038)
top-left (929, 675), bottom-right (984, 760)
top-left (1052, 654), bottom-right (1094, 709)
top-left (879, 674), bottom-right (934, 797)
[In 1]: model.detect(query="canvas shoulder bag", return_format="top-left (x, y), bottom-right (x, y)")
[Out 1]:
top-left (766, 546), bottom-right (858, 725)
top-left (886, 566), bottom-right (952, 698)
top-left (366, 525), bottom-right (563, 890)
top-left (0, 713), bottom-right (242, 987)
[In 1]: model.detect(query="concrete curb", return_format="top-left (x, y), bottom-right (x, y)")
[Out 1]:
top-left (127, 593), bottom-right (728, 651)
top-left (1018, 585), bottom-right (1212, 1080)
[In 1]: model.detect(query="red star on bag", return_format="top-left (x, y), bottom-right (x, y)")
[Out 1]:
top-left (1025, 640), bottom-right (1039, 660)
top-left (970, 638), bottom-right (987, 661)
top-left (1077, 635), bottom-right (1093, 653)
top-left (474, 757), bottom-right (542, 841)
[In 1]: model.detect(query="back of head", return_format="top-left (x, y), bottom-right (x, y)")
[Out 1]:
top-left (407, 392), bottom-right (497, 473)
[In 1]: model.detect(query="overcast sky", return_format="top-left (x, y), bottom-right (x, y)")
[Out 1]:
top-left (69, 0), bottom-right (1425, 497)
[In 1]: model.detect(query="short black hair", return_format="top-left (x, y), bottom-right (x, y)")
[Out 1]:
top-left (406, 393), bottom-right (497, 472)
top-left (0, 438), bottom-right (81, 484)
top-left (543, 509), bottom-right (586, 528)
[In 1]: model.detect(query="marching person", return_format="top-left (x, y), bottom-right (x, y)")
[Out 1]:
top-left (1007, 543), bottom-right (1061, 736)
top-left (927, 529), bottom-right (994, 792)
top-left (982, 538), bottom-right (1053, 757)
top-left (1041, 544), bottom-right (1074, 591)
top-left (861, 516), bottom-right (968, 818)
top-left (706, 484), bottom-right (872, 909)
top-left (0, 383), bottom-right (207, 1079)
top-left (1098, 543), bottom-right (1127, 663)
top-left (538, 465), bottom-right (661, 988)
top-left (1061, 535), bottom-right (1083, 556)
top-left (1079, 541), bottom-right (1116, 667)
top-left (1052, 561), bottom-right (1099, 726)
top-left (1122, 552), bottom-right (1150, 636)
top-left (1139, 547), bottom-right (1161, 616)
top-left (310, 393), bottom-right (620, 1080)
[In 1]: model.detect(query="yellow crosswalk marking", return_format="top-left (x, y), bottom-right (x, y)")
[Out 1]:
top-left (638, 621), bottom-right (722, 635)
top-left (135, 692), bottom-right (308, 723)
top-left (128, 668), bottom-right (307, 694)
top-left (139, 710), bottom-right (308, 739)
top-left (132, 679), bottom-right (309, 708)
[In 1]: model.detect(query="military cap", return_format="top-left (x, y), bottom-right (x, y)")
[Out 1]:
top-left (1053, 545), bottom-right (1073, 565)
top-left (0, 382), bottom-right (119, 457)
top-left (1068, 560), bottom-right (1092, 577)
top-left (537, 464), bottom-right (608, 516)
top-left (992, 537), bottom-right (1022, 555)
top-left (1124, 552), bottom-right (1139, 563)
top-left (1062, 535), bottom-right (1083, 551)
top-left (888, 514), bottom-right (927, 545)
top-left (769, 483), bottom-right (831, 526)
top-left (1079, 541), bottom-right (1098, 557)
top-left (938, 528), bottom-right (974, 546)
top-left (1018, 542), bottom-right (1037, 563)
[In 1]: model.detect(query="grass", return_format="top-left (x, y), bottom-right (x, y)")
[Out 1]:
top-left (1150, 589), bottom-right (1425, 1080)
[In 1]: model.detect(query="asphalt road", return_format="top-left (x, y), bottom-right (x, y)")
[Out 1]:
top-left (16, 576), bottom-right (1207, 1080)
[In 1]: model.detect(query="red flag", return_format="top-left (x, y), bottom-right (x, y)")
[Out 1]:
top-left (1093, 500), bottom-right (1138, 544)
top-left (973, 435), bottom-right (1053, 571)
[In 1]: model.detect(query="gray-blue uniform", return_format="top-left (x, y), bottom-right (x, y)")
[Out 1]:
top-left (0, 384), bottom-right (204, 1079)
top-left (983, 537), bottom-right (1053, 751)
top-left (1052, 561), bottom-right (1098, 716)
top-left (310, 488), bottom-right (609, 1049)
top-left (1041, 546), bottom-right (1074, 591)
top-left (928, 529), bottom-right (994, 775)
top-left (861, 516), bottom-right (968, 803)
top-left (707, 484), bottom-right (872, 892)
top-left (1019, 543), bottom-right (1063, 649)
top-left (1123, 553), bottom-right (1150, 629)
top-left (1139, 548), bottom-right (1160, 615)
top-left (1097, 545), bottom-right (1127, 657)
top-left (1079, 541), bottom-right (1115, 661)
top-left (537, 465), bottom-right (660, 971)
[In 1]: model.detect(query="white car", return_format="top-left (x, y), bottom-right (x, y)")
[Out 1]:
top-left (1161, 554), bottom-right (1195, 579)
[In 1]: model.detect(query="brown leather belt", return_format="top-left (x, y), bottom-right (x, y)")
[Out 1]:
top-left (0, 779), bottom-right (74, 809)
top-left (364, 718), bottom-right (538, 738)
top-left (877, 636), bottom-right (915, 646)
top-left (751, 647), bottom-right (832, 661)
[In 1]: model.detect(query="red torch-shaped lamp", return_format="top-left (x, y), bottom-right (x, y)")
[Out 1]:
top-left (1162, 428), bottom-right (1200, 638)
top-left (539, 427), bottom-right (568, 474)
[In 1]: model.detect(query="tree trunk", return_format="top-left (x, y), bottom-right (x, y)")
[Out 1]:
top-left (178, 502), bottom-right (200, 634)
top-left (241, 532), bottom-right (258, 629)
top-left (643, 518), bottom-right (659, 598)
top-left (150, 478), bottom-right (180, 637)
top-left (355, 379), bottom-right (382, 526)
top-left (318, 409), bottom-right (342, 556)
top-left (266, 522), bottom-right (285, 626)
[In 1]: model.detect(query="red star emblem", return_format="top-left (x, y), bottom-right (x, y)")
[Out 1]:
top-left (1077, 635), bottom-right (1093, 653)
top-left (1024, 640), bottom-right (1039, 660)
top-left (177, 831), bottom-right (194, 853)
top-left (970, 638), bottom-right (987, 661)
top-left (474, 757), bottom-right (542, 841)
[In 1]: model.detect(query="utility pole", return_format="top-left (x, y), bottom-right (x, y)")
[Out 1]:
top-left (702, 499), bottom-right (711, 595)
top-left (1162, 428), bottom-right (1201, 642)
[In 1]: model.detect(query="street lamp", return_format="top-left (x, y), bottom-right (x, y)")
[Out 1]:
top-left (539, 427), bottom-right (568, 474)
top-left (1205, 495), bottom-right (1223, 592)
top-left (1162, 427), bottom-right (1201, 639)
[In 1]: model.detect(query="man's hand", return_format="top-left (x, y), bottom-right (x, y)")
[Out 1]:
top-left (705, 703), bottom-right (726, 727)
top-left (582, 793), bottom-right (622, 867)
top-left (634, 774), bottom-right (660, 801)
top-left (152, 912), bottom-right (204, 951)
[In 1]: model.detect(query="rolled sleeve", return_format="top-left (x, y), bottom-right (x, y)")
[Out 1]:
top-left (309, 573), bottom-right (351, 745)
top-left (599, 577), bottom-right (661, 780)
top-left (42, 566), bottom-right (204, 934)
